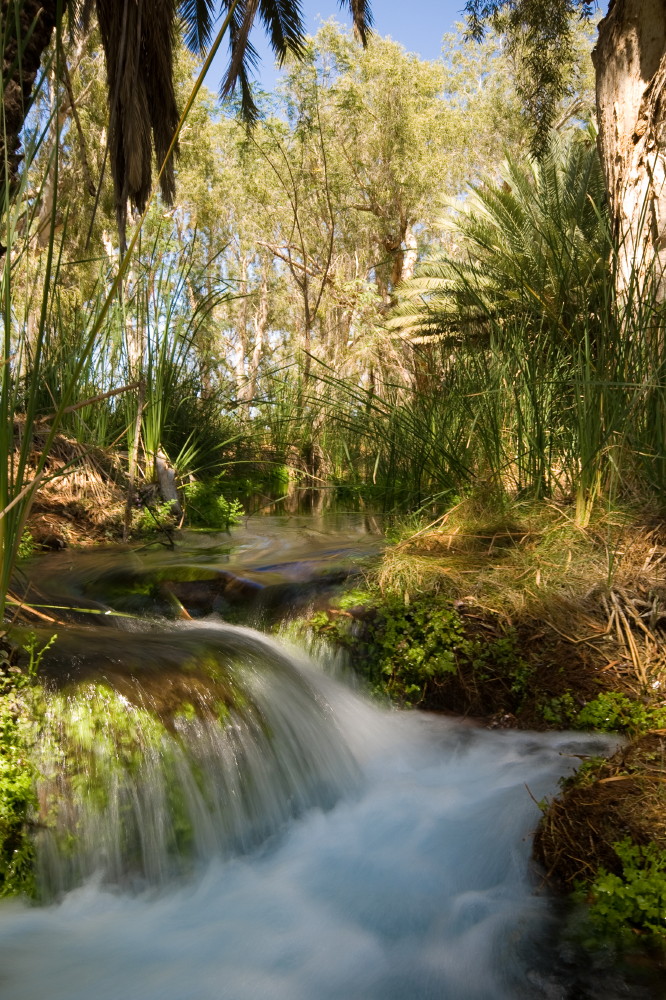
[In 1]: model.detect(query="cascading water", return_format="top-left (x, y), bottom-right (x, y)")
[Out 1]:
top-left (32, 623), bottom-right (362, 896)
top-left (0, 518), bottom-right (656, 998)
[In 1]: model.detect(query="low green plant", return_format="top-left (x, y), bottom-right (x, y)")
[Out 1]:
top-left (575, 839), bottom-right (666, 949)
top-left (21, 632), bottom-right (58, 682)
top-left (0, 700), bottom-right (36, 897)
top-left (576, 692), bottom-right (666, 735)
top-left (16, 531), bottom-right (34, 561)
top-left (0, 635), bottom-right (50, 898)
top-left (540, 691), bottom-right (666, 735)
top-left (132, 500), bottom-right (180, 537)
top-left (308, 588), bottom-right (530, 707)
top-left (181, 478), bottom-right (244, 529)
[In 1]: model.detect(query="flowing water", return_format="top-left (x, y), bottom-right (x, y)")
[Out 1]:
top-left (0, 516), bottom-right (657, 998)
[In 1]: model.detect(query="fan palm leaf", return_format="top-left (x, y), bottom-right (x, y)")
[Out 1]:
top-left (389, 130), bottom-right (609, 341)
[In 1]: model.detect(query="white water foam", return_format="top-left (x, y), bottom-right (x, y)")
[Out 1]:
top-left (0, 683), bottom-right (617, 1000)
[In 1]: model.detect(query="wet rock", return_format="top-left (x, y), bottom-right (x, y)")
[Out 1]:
top-left (165, 572), bottom-right (264, 615)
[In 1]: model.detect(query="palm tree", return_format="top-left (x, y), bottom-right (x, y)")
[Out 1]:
top-left (1, 0), bottom-right (372, 238)
top-left (388, 131), bottom-right (608, 343)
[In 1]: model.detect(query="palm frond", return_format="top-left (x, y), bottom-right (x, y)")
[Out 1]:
top-left (95, 0), bottom-right (179, 245)
top-left (391, 130), bottom-right (609, 342)
top-left (343, 0), bottom-right (373, 45)
top-left (180, 0), bottom-right (217, 51)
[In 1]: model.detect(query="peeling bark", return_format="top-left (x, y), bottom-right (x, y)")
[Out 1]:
top-left (593, 0), bottom-right (666, 297)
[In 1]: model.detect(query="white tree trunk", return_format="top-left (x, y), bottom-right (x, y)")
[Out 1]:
top-left (155, 448), bottom-right (182, 516)
top-left (401, 227), bottom-right (419, 283)
top-left (593, 0), bottom-right (666, 298)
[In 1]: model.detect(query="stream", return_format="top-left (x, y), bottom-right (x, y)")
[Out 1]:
top-left (0, 515), bottom-right (657, 998)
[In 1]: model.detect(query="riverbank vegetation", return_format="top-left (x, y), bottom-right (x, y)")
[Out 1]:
top-left (3, 0), bottom-right (666, 963)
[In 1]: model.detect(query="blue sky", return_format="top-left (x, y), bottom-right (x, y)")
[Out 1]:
top-left (206, 0), bottom-right (468, 93)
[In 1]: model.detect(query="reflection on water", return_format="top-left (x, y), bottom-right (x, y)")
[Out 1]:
top-left (17, 513), bottom-right (386, 624)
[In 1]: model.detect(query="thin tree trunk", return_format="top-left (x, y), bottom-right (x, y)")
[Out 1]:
top-left (236, 253), bottom-right (249, 398)
top-left (401, 226), bottom-right (418, 283)
top-left (593, 0), bottom-right (666, 298)
top-left (123, 379), bottom-right (145, 541)
top-left (1, 0), bottom-right (61, 198)
top-left (247, 267), bottom-right (268, 408)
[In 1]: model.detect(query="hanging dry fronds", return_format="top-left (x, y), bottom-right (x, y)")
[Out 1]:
top-left (92, 0), bottom-right (179, 247)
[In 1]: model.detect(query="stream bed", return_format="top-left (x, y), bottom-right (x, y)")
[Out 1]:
top-left (0, 515), bottom-right (660, 998)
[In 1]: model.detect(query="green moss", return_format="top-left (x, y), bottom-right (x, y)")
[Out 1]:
top-left (336, 588), bottom-right (374, 611)
top-left (40, 684), bottom-right (198, 859)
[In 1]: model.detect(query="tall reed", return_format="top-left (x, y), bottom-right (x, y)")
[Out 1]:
top-left (281, 131), bottom-right (666, 517)
top-left (0, 6), bottom-right (238, 616)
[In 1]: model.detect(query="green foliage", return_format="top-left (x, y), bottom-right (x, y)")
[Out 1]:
top-left (181, 478), bottom-right (244, 529)
top-left (336, 587), bottom-right (374, 611)
top-left (132, 501), bottom-right (180, 537)
top-left (20, 632), bottom-right (58, 682)
top-left (0, 700), bottom-right (36, 897)
top-left (16, 530), bottom-right (34, 561)
top-left (375, 130), bottom-right (666, 516)
top-left (465, 0), bottom-right (597, 157)
top-left (391, 130), bottom-right (608, 340)
top-left (540, 691), bottom-right (666, 736)
top-left (575, 839), bottom-right (666, 949)
top-left (576, 693), bottom-right (666, 736)
top-left (309, 588), bottom-right (530, 706)
top-left (372, 596), bottom-right (462, 702)
top-left (0, 637), bottom-right (45, 898)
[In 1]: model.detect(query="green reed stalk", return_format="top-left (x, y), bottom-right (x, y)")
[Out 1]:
top-left (0, 6), bottom-right (238, 618)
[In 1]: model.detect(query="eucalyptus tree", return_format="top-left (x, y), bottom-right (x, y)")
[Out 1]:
top-left (1, 0), bottom-right (371, 242)
top-left (465, 0), bottom-right (666, 297)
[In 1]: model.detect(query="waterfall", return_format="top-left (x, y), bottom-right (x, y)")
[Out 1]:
top-left (31, 622), bottom-right (361, 895)
top-left (0, 519), bottom-right (653, 998)
top-left (0, 624), bottom-right (625, 998)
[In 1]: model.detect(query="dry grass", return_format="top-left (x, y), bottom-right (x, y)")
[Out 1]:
top-left (377, 498), bottom-right (666, 699)
top-left (535, 733), bottom-right (666, 887)
top-left (21, 428), bottom-right (127, 547)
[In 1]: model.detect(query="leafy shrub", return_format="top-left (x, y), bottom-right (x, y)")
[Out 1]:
top-left (132, 500), bottom-right (180, 536)
top-left (16, 530), bottom-right (34, 560)
top-left (309, 589), bottom-right (530, 707)
top-left (0, 701), bottom-right (36, 897)
top-left (0, 636), bottom-right (49, 897)
top-left (540, 691), bottom-right (666, 736)
top-left (182, 478), bottom-right (244, 529)
top-left (575, 839), bottom-right (666, 949)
